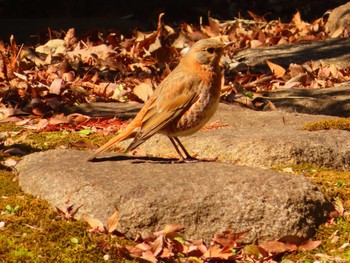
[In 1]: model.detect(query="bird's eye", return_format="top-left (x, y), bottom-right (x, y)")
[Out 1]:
top-left (206, 47), bottom-right (215, 54)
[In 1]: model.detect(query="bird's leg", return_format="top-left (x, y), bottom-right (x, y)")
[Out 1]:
top-left (173, 137), bottom-right (194, 160)
top-left (168, 137), bottom-right (197, 162)
top-left (168, 137), bottom-right (185, 160)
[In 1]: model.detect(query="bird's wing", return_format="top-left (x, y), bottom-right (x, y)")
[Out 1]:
top-left (126, 72), bottom-right (202, 151)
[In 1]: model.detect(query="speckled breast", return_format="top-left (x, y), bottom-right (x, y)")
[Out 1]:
top-left (161, 74), bottom-right (222, 137)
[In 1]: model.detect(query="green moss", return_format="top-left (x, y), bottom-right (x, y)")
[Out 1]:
top-left (303, 118), bottom-right (350, 131)
top-left (0, 122), bottom-right (23, 133)
top-left (0, 122), bottom-right (116, 154)
top-left (276, 164), bottom-right (350, 202)
top-left (0, 170), bottom-right (134, 262)
top-left (277, 164), bottom-right (350, 262)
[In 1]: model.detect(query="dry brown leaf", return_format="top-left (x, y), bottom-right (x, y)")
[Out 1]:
top-left (62, 71), bottom-right (75, 82)
top-left (64, 28), bottom-right (77, 47)
top-left (140, 250), bottom-right (158, 263)
top-left (259, 240), bottom-right (297, 253)
top-left (1, 158), bottom-right (18, 167)
top-left (56, 204), bottom-right (83, 221)
top-left (329, 64), bottom-right (340, 78)
top-left (207, 16), bottom-right (221, 36)
top-left (67, 44), bottom-right (115, 62)
top-left (289, 63), bottom-right (306, 77)
top-left (135, 242), bottom-right (152, 251)
top-left (35, 39), bottom-right (66, 55)
top-left (266, 60), bottom-right (286, 78)
top-left (162, 224), bottom-right (186, 237)
top-left (80, 214), bottom-right (105, 232)
top-left (159, 247), bottom-right (174, 258)
top-left (202, 245), bottom-right (234, 260)
top-left (67, 113), bottom-right (89, 124)
top-left (284, 73), bottom-right (307, 89)
top-left (106, 207), bottom-right (119, 233)
top-left (49, 114), bottom-right (70, 125)
top-left (298, 240), bottom-right (321, 252)
top-left (187, 240), bottom-right (207, 257)
top-left (24, 119), bottom-right (48, 130)
top-left (213, 229), bottom-right (249, 247)
top-left (49, 78), bottom-right (63, 95)
top-left (247, 10), bottom-right (266, 22)
top-left (152, 235), bottom-right (164, 257)
top-left (250, 40), bottom-right (263, 48)
top-left (0, 108), bottom-right (27, 119)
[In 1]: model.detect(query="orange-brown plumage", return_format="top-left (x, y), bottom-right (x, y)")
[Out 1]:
top-left (87, 38), bottom-right (226, 161)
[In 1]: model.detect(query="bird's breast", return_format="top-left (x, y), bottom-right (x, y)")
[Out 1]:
top-left (161, 70), bottom-right (222, 137)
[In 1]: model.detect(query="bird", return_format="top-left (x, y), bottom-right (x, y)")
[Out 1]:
top-left (87, 37), bottom-right (226, 162)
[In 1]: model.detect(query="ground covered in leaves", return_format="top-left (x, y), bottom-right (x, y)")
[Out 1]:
top-left (0, 5), bottom-right (350, 263)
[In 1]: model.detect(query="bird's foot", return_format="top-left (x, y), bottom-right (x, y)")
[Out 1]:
top-left (174, 156), bottom-right (199, 163)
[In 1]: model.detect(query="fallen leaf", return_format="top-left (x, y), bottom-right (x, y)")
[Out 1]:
top-left (161, 224), bottom-right (186, 238)
top-left (160, 247), bottom-right (174, 258)
top-left (298, 240), bottom-right (321, 251)
top-left (49, 78), bottom-right (63, 95)
top-left (259, 240), bottom-right (297, 253)
top-left (140, 250), bottom-right (158, 263)
top-left (25, 119), bottom-right (48, 130)
top-left (135, 242), bottom-right (152, 251)
top-left (187, 240), bottom-right (207, 257)
top-left (1, 158), bottom-right (18, 167)
top-left (64, 28), bottom-right (77, 47)
top-left (107, 208), bottom-right (119, 233)
top-left (0, 108), bottom-right (27, 119)
top-left (15, 118), bottom-right (31, 126)
top-left (266, 60), bottom-right (286, 78)
top-left (81, 214), bottom-right (105, 232)
top-left (67, 113), bottom-right (89, 124)
top-left (152, 235), bottom-right (164, 257)
top-left (212, 229), bottom-right (249, 247)
top-left (35, 39), bottom-right (66, 55)
top-left (202, 245), bottom-right (234, 260)
top-left (49, 114), bottom-right (70, 125)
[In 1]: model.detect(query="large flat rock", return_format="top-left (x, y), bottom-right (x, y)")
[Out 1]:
top-left (16, 149), bottom-right (332, 243)
top-left (70, 102), bottom-right (350, 170)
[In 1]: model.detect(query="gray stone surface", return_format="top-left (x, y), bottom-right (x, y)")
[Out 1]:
top-left (139, 104), bottom-right (350, 170)
top-left (71, 102), bottom-right (350, 170)
top-left (16, 149), bottom-right (332, 242)
top-left (258, 84), bottom-right (350, 117)
top-left (234, 37), bottom-right (350, 70)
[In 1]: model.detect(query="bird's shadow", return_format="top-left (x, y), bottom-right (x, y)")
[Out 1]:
top-left (89, 154), bottom-right (177, 164)
top-left (88, 154), bottom-right (216, 164)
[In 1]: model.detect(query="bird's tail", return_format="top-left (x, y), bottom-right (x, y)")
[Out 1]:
top-left (86, 123), bottom-right (137, 161)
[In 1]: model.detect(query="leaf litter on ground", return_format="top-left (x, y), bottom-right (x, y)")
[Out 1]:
top-left (0, 6), bottom-right (350, 262)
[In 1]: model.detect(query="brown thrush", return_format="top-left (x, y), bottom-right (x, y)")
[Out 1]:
top-left (87, 38), bottom-right (226, 161)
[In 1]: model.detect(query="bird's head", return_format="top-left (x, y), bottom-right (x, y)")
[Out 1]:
top-left (184, 38), bottom-right (227, 68)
